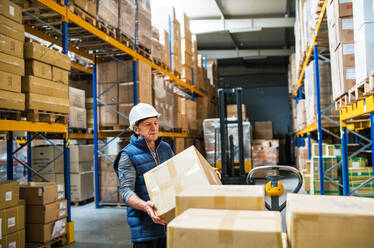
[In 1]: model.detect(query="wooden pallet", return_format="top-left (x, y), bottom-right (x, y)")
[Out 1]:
top-left (26, 109), bottom-right (68, 124)
top-left (136, 45), bottom-right (151, 59)
top-left (69, 4), bottom-right (96, 26)
top-left (26, 235), bottom-right (67, 248)
top-left (69, 127), bottom-right (91, 134)
top-left (335, 93), bottom-right (348, 110)
top-left (161, 63), bottom-right (171, 71)
top-left (0, 108), bottom-right (22, 120)
top-left (99, 125), bottom-right (129, 131)
top-left (117, 31), bottom-right (134, 50)
top-left (348, 81), bottom-right (365, 105)
top-left (97, 19), bottom-right (117, 39)
top-left (363, 71), bottom-right (374, 96)
top-left (72, 197), bottom-right (94, 206)
top-left (152, 57), bottom-right (162, 66)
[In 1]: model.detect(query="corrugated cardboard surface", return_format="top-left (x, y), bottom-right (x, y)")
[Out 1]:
top-left (0, 180), bottom-right (19, 210)
top-left (26, 200), bottom-right (67, 224)
top-left (56, 172), bottom-right (94, 202)
top-left (25, 60), bottom-right (52, 80)
top-left (99, 155), bottom-right (117, 172)
top-left (0, 229), bottom-right (25, 248)
top-left (26, 93), bottom-right (70, 113)
top-left (0, 203), bottom-right (25, 236)
top-left (31, 145), bottom-right (64, 173)
top-left (0, 70), bottom-right (21, 92)
top-left (73, 0), bottom-right (97, 16)
top-left (52, 66), bottom-right (69, 84)
top-left (118, 0), bottom-right (135, 41)
top-left (286, 193), bottom-right (374, 248)
top-left (0, 52), bottom-right (24, 76)
top-left (0, 14), bottom-right (25, 42)
top-left (227, 104), bottom-right (246, 119)
top-left (97, 0), bottom-right (118, 28)
top-left (69, 86), bottom-right (85, 108)
top-left (98, 83), bottom-right (118, 104)
top-left (0, 0), bottom-right (23, 23)
top-left (118, 103), bottom-right (131, 125)
top-left (100, 171), bottom-right (119, 188)
top-left (99, 104), bottom-right (118, 126)
top-left (254, 121), bottom-right (273, 139)
top-left (20, 183), bottom-right (65, 205)
top-left (69, 106), bottom-right (87, 129)
top-left (168, 209), bottom-right (282, 248)
top-left (144, 146), bottom-right (222, 223)
top-left (175, 185), bottom-right (265, 216)
top-left (0, 89), bottom-right (25, 110)
top-left (138, 60), bottom-right (152, 104)
top-left (0, 33), bottom-right (23, 58)
top-left (98, 61), bottom-right (117, 83)
top-left (22, 76), bottom-right (68, 98)
top-left (26, 217), bottom-right (67, 243)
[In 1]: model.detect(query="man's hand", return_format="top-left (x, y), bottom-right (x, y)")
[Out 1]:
top-left (144, 201), bottom-right (166, 225)
top-left (213, 167), bottom-right (221, 180)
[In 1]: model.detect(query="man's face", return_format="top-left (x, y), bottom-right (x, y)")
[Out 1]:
top-left (133, 117), bottom-right (159, 142)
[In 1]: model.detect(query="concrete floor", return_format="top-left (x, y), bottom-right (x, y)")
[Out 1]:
top-left (63, 172), bottom-right (305, 247)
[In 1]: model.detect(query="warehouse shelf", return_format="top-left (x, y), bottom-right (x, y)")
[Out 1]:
top-left (339, 95), bottom-right (374, 122)
top-left (293, 0), bottom-right (328, 97)
top-left (0, 120), bottom-right (68, 133)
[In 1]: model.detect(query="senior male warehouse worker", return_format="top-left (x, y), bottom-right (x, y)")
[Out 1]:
top-left (113, 103), bottom-right (172, 248)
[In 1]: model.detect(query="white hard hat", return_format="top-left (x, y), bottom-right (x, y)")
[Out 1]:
top-left (129, 103), bottom-right (160, 129)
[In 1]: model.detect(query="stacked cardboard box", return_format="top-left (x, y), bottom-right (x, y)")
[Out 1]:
top-left (186, 99), bottom-right (198, 131)
top-left (296, 99), bottom-right (306, 131)
top-left (72, 0), bottom-right (97, 17)
top-left (179, 12), bottom-right (193, 82)
top-left (97, 60), bottom-right (152, 127)
top-left (97, 0), bottom-right (118, 28)
top-left (176, 96), bottom-right (188, 132)
top-left (160, 29), bottom-right (170, 68)
top-left (206, 59), bottom-right (219, 88)
top-left (254, 121), bottom-right (273, 139)
top-left (0, 0), bottom-right (25, 111)
top-left (171, 9), bottom-right (182, 75)
top-left (85, 97), bottom-right (94, 128)
top-left (151, 27), bottom-right (162, 64)
top-left (21, 183), bottom-right (66, 243)
top-left (349, 167), bottom-right (374, 196)
top-left (153, 74), bottom-right (175, 130)
top-left (326, 0), bottom-right (355, 100)
top-left (0, 181), bottom-right (25, 248)
top-left (252, 139), bottom-right (279, 167)
top-left (98, 156), bottom-right (122, 203)
top-left (31, 145), bottom-right (94, 202)
top-left (288, 52), bottom-right (297, 94)
top-left (137, 0), bottom-right (151, 51)
top-left (353, 0), bottom-right (374, 86)
top-left (69, 87), bottom-right (87, 129)
top-left (118, 0), bottom-right (135, 42)
top-left (23, 42), bottom-right (70, 114)
top-left (191, 35), bottom-right (200, 89)
top-left (226, 104), bottom-right (247, 120)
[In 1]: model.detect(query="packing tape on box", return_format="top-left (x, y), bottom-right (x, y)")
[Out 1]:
top-left (213, 195), bottom-right (226, 208)
top-left (167, 160), bottom-right (184, 193)
top-left (218, 211), bottom-right (238, 244)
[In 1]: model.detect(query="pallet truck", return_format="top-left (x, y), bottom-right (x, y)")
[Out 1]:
top-left (247, 165), bottom-right (303, 211)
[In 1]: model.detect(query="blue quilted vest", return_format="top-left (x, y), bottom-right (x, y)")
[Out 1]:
top-left (114, 134), bottom-right (173, 242)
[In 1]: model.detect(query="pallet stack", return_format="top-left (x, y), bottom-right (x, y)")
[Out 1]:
top-left (0, 0), bottom-right (25, 114)
top-left (138, 0), bottom-right (152, 53)
top-left (153, 74), bottom-right (175, 131)
top-left (69, 87), bottom-right (87, 129)
top-left (23, 42), bottom-right (70, 122)
top-left (98, 156), bottom-right (122, 203)
top-left (180, 12), bottom-right (193, 82)
top-left (171, 9), bottom-right (182, 76)
top-left (118, 0), bottom-right (135, 45)
top-left (151, 27), bottom-right (162, 65)
top-left (160, 29), bottom-right (171, 69)
top-left (97, 0), bottom-right (118, 30)
top-left (0, 181), bottom-right (25, 248)
top-left (21, 182), bottom-right (67, 246)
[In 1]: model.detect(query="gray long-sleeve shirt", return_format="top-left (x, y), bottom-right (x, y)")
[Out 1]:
top-left (118, 147), bottom-right (172, 204)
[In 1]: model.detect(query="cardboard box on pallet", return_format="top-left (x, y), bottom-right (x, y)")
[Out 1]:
top-left (353, 0), bottom-right (374, 31)
top-left (26, 217), bottom-right (67, 243)
top-left (0, 33), bottom-right (23, 58)
top-left (226, 104), bottom-right (246, 119)
top-left (137, 0), bottom-right (152, 50)
top-left (0, 229), bottom-right (25, 248)
top-left (25, 60), bottom-right (52, 80)
top-left (311, 157), bottom-right (339, 179)
top-left (0, 202), bottom-right (25, 240)
top-left (22, 76), bottom-right (68, 98)
top-left (175, 185), bottom-right (265, 216)
top-left (0, 70), bottom-right (21, 92)
top-left (20, 183), bottom-right (65, 205)
top-left (52, 66), bottom-right (69, 84)
top-left (153, 75), bottom-right (175, 130)
top-left (118, 82), bottom-right (152, 105)
top-left (56, 172), bottom-right (94, 202)
top-left (26, 93), bottom-right (70, 114)
top-left (73, 0), bottom-right (97, 17)
top-left (118, 0), bottom-right (135, 41)
top-left (168, 209), bottom-right (282, 248)
top-left (31, 145), bottom-right (64, 174)
top-left (0, 52), bottom-right (24, 76)
top-left (354, 23), bottom-right (374, 85)
top-left (26, 200), bottom-right (67, 224)
top-left (99, 104), bottom-right (118, 127)
top-left (286, 193), bottom-right (374, 248)
top-left (69, 106), bottom-right (87, 129)
top-left (0, 0), bottom-right (22, 23)
top-left (0, 89), bottom-right (25, 110)
top-left (0, 14), bottom-right (24, 42)
top-left (0, 181), bottom-right (19, 210)
top-left (144, 146), bottom-right (222, 223)
top-left (254, 121), bottom-right (273, 139)
top-left (312, 180), bottom-right (340, 195)
top-left (97, 0), bottom-right (118, 28)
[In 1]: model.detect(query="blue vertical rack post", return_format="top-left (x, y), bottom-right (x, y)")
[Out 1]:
top-left (6, 131), bottom-right (13, 180)
top-left (370, 113), bottom-right (374, 177)
top-left (93, 58), bottom-right (100, 209)
top-left (133, 0), bottom-right (138, 105)
top-left (313, 43), bottom-right (325, 195)
top-left (341, 125), bottom-right (349, 195)
top-left (27, 132), bottom-right (32, 182)
top-left (307, 134), bottom-right (311, 160)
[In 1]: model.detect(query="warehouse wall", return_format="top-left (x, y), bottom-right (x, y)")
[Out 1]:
top-left (221, 73), bottom-right (290, 135)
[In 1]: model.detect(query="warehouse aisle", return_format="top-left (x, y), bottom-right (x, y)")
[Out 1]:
top-left (63, 203), bottom-right (132, 248)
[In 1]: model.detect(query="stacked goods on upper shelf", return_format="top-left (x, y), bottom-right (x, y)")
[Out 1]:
top-left (20, 183), bottom-right (67, 244)
top-left (202, 119), bottom-right (252, 167)
top-left (326, 0), bottom-right (355, 100)
top-left (98, 155), bottom-right (122, 203)
top-left (97, 0), bottom-right (118, 29)
top-left (97, 59), bottom-right (152, 128)
top-left (171, 8), bottom-right (182, 75)
top-left (291, 98), bottom-right (297, 132)
top-left (288, 52), bottom-right (297, 95)
top-left (69, 87), bottom-right (87, 129)
top-left (31, 145), bottom-right (95, 202)
top-left (160, 29), bottom-right (170, 69)
top-left (23, 42), bottom-right (70, 117)
top-left (304, 60), bottom-right (337, 126)
top-left (179, 12), bottom-right (193, 82)
top-left (151, 27), bottom-right (162, 64)
top-left (71, 0), bottom-right (97, 17)
top-left (153, 74), bottom-right (175, 131)
top-left (0, 181), bottom-right (25, 248)
top-left (118, 0), bottom-right (135, 42)
top-left (206, 59), bottom-right (219, 89)
top-left (296, 99), bottom-right (306, 131)
top-left (353, 0), bottom-right (374, 88)
top-left (0, 0), bottom-right (25, 111)
top-left (175, 96), bottom-right (189, 132)
top-left (138, 0), bottom-right (152, 51)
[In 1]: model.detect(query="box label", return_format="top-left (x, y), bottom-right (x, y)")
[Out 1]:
top-left (52, 219), bottom-right (66, 239)
top-left (342, 19), bottom-right (353, 30)
top-left (58, 184), bottom-right (64, 192)
top-left (60, 201), bottom-right (67, 209)
top-left (343, 44), bottom-right (354, 55)
top-left (8, 241), bottom-right (16, 248)
top-left (59, 209), bottom-right (66, 217)
top-left (346, 68), bottom-right (355, 80)
top-left (58, 192), bottom-right (64, 200)
top-left (38, 188), bottom-right (42, 196)
top-left (5, 191), bottom-right (12, 201)
top-left (352, 161), bottom-right (360, 168)
top-left (9, 6), bottom-right (15, 16)
top-left (334, 149), bottom-right (341, 156)
top-left (8, 217), bottom-right (15, 228)
top-left (339, 0), bottom-right (352, 3)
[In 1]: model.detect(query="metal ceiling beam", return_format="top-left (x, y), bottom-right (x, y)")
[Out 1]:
top-left (213, 0), bottom-right (239, 49)
top-left (190, 17), bottom-right (295, 34)
top-left (199, 49), bottom-right (291, 59)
